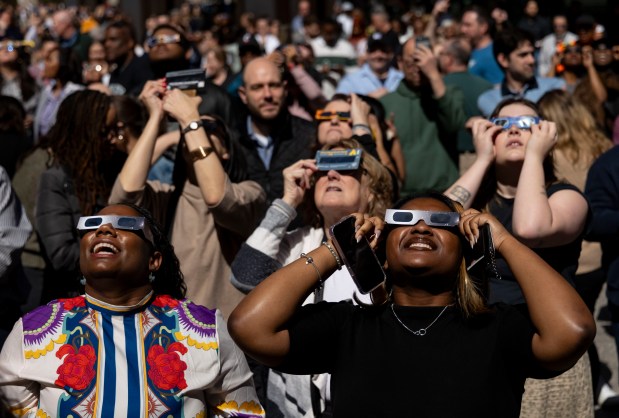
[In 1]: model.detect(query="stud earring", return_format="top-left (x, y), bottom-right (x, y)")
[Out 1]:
top-left (149, 272), bottom-right (156, 283)
top-left (80, 276), bottom-right (87, 286)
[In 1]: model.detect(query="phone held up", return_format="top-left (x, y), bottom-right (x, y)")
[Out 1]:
top-left (415, 35), bottom-right (432, 51)
top-left (329, 215), bottom-right (386, 294)
top-left (465, 224), bottom-right (499, 299)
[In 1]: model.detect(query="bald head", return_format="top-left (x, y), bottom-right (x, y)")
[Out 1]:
top-left (52, 10), bottom-right (76, 39)
top-left (240, 57), bottom-right (287, 121)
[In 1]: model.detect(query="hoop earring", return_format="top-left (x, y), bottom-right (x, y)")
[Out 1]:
top-left (80, 276), bottom-right (87, 286)
top-left (149, 272), bottom-right (156, 283)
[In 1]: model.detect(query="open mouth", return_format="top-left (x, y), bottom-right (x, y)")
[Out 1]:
top-left (92, 242), bottom-right (120, 254)
top-left (506, 140), bottom-right (522, 148)
top-left (404, 237), bottom-right (436, 251)
top-left (326, 185), bottom-right (342, 192)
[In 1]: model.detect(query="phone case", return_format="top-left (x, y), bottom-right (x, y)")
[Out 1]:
top-left (329, 216), bottom-right (385, 294)
top-left (465, 224), bottom-right (500, 299)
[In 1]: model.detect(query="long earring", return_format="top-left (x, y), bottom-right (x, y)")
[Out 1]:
top-left (80, 276), bottom-right (87, 286)
top-left (149, 272), bottom-right (156, 283)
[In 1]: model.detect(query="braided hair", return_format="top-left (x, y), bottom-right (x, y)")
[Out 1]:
top-left (115, 203), bottom-right (186, 299)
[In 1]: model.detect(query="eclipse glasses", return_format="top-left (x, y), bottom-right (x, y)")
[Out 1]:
top-left (146, 34), bottom-right (181, 48)
top-left (489, 116), bottom-right (541, 130)
top-left (385, 210), bottom-right (460, 227)
top-left (76, 215), bottom-right (154, 244)
top-left (315, 109), bottom-right (351, 122)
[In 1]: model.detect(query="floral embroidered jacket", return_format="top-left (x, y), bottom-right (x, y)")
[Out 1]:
top-left (0, 294), bottom-right (264, 418)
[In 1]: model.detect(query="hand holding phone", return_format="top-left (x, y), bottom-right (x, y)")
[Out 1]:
top-left (329, 215), bottom-right (386, 294)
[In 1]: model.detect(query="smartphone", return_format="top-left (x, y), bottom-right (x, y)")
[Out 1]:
top-left (465, 224), bottom-right (496, 298)
top-left (415, 35), bottom-right (432, 50)
top-left (329, 215), bottom-right (386, 294)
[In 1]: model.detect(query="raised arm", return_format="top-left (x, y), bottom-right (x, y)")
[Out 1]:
top-left (230, 159), bottom-right (317, 293)
top-left (117, 80), bottom-right (165, 193)
top-left (162, 89), bottom-right (227, 206)
top-left (444, 119), bottom-right (499, 208)
top-left (228, 215), bottom-right (379, 366)
top-left (460, 210), bottom-right (595, 371)
top-left (511, 121), bottom-right (588, 247)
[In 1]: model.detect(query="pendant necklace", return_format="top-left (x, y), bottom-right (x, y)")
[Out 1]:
top-left (390, 303), bottom-right (454, 336)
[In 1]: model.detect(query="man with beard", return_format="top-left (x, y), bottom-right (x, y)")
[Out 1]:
top-left (336, 38), bottom-right (402, 98)
top-left (381, 37), bottom-right (465, 194)
top-left (104, 20), bottom-right (153, 95)
top-left (478, 28), bottom-right (565, 117)
top-left (237, 57), bottom-right (315, 205)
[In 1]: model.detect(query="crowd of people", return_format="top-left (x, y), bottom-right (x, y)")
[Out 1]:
top-left (0, 0), bottom-right (619, 416)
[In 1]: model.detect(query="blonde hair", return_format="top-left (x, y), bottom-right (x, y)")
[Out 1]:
top-left (538, 90), bottom-right (612, 166)
top-left (303, 138), bottom-right (393, 227)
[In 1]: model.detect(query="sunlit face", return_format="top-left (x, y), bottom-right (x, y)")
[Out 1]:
top-left (317, 100), bottom-right (353, 146)
top-left (239, 59), bottom-right (286, 121)
top-left (503, 41), bottom-right (535, 82)
top-left (148, 28), bottom-right (184, 62)
top-left (42, 46), bottom-right (60, 79)
top-left (386, 197), bottom-right (461, 281)
top-left (314, 157), bottom-right (373, 222)
top-left (205, 50), bottom-right (225, 77)
top-left (79, 205), bottom-right (160, 284)
top-left (493, 103), bottom-right (539, 164)
top-left (460, 11), bottom-right (484, 45)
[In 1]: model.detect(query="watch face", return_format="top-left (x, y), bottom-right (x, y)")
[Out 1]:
top-left (189, 121), bottom-right (199, 130)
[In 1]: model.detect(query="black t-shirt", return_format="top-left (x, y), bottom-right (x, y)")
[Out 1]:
top-left (487, 182), bottom-right (585, 305)
top-left (279, 301), bottom-right (546, 418)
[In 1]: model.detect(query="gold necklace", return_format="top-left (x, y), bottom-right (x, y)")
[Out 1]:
top-left (390, 303), bottom-right (454, 336)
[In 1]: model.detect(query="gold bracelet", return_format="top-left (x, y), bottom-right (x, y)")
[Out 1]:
top-left (322, 242), bottom-right (342, 270)
top-left (188, 146), bottom-right (214, 163)
top-left (300, 253), bottom-right (323, 285)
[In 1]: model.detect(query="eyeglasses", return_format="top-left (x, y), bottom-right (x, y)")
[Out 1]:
top-left (0, 40), bottom-right (35, 52)
top-left (489, 116), bottom-right (541, 130)
top-left (146, 34), bottom-right (181, 48)
top-left (315, 109), bottom-right (351, 122)
top-left (385, 209), bottom-right (460, 227)
top-left (77, 215), bottom-right (154, 244)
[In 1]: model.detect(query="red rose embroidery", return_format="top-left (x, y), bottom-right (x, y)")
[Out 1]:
top-left (55, 344), bottom-right (96, 391)
top-left (147, 342), bottom-right (188, 391)
top-left (152, 295), bottom-right (179, 309)
top-left (58, 297), bottom-right (86, 311)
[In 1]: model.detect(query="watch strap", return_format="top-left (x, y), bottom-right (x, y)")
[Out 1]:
top-left (181, 120), bottom-right (203, 135)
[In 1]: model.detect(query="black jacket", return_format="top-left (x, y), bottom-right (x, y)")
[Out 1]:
top-left (237, 112), bottom-right (316, 204)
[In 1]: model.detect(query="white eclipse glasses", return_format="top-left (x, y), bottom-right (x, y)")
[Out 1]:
top-left (385, 209), bottom-right (460, 227)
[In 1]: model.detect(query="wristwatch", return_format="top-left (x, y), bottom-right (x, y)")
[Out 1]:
top-left (182, 120), bottom-right (203, 135)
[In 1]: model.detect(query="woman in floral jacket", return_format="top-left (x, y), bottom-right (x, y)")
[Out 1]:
top-left (0, 203), bottom-right (264, 418)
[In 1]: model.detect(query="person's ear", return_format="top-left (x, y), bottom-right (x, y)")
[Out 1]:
top-left (149, 251), bottom-right (163, 272)
top-left (238, 85), bottom-right (248, 104)
top-left (497, 53), bottom-right (509, 70)
top-left (185, 48), bottom-right (192, 60)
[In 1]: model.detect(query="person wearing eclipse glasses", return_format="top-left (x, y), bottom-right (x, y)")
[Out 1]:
top-left (230, 138), bottom-right (392, 416)
top-left (445, 97), bottom-right (594, 416)
top-left (228, 191), bottom-right (594, 417)
top-left (0, 203), bottom-right (265, 417)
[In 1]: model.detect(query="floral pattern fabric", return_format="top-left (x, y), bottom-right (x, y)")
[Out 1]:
top-left (0, 294), bottom-right (264, 418)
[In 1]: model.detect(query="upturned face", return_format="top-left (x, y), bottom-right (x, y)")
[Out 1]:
top-left (492, 103), bottom-right (539, 165)
top-left (317, 100), bottom-right (353, 146)
top-left (79, 205), bottom-right (160, 285)
top-left (385, 198), bottom-right (461, 282)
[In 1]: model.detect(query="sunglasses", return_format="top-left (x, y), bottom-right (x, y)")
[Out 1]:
top-left (146, 34), bottom-right (181, 48)
top-left (489, 116), bottom-right (541, 130)
top-left (385, 210), bottom-right (460, 227)
top-left (77, 215), bottom-right (154, 245)
top-left (315, 109), bottom-right (351, 122)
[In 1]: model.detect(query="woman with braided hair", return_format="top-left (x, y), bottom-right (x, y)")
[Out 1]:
top-left (36, 89), bottom-right (122, 302)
